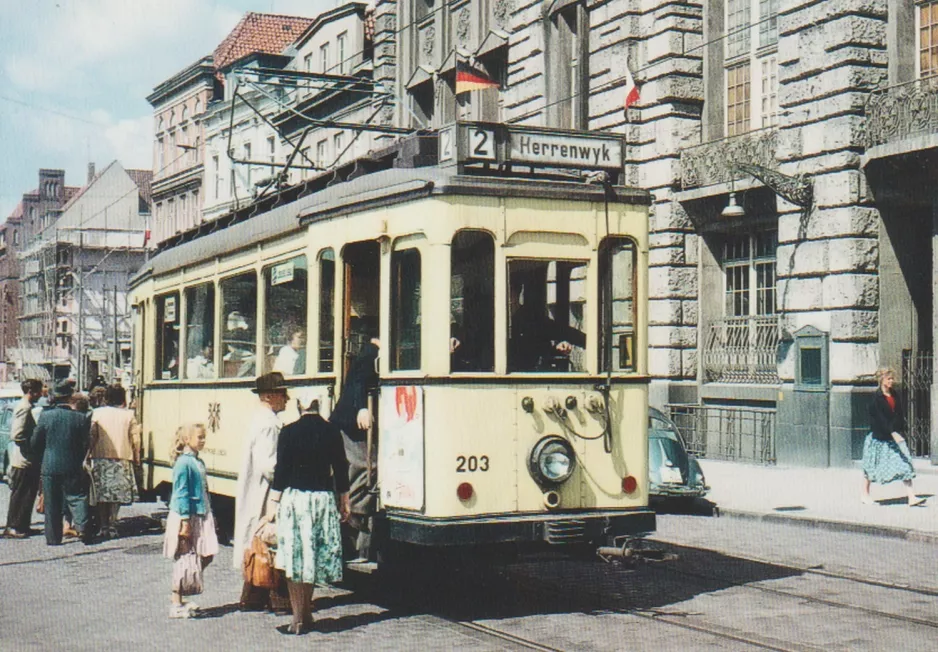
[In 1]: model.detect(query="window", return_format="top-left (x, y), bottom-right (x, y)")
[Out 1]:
top-left (169, 130), bottom-right (176, 167)
top-left (726, 0), bottom-right (751, 59)
top-left (301, 147), bottom-right (311, 179)
top-left (725, 0), bottom-right (778, 136)
top-left (303, 53), bottom-right (313, 95)
top-left (450, 230), bottom-right (494, 372)
top-left (181, 105), bottom-right (188, 122)
top-left (212, 155), bottom-right (220, 199)
top-left (157, 137), bottom-right (165, 171)
top-left (320, 43), bottom-right (330, 73)
top-left (759, 0), bottom-right (779, 47)
top-left (267, 135), bottom-right (276, 174)
top-left (333, 133), bottom-right (344, 161)
top-left (184, 283), bottom-right (215, 380)
top-left (508, 259), bottom-right (587, 372)
top-left (243, 142), bottom-right (252, 187)
top-left (391, 248), bottom-right (421, 370)
top-left (599, 238), bottom-right (637, 372)
top-left (723, 231), bottom-right (777, 317)
top-left (920, 2), bottom-right (938, 77)
top-left (264, 256), bottom-right (308, 376)
top-left (220, 272), bottom-right (257, 378)
top-left (316, 139), bottom-right (327, 168)
top-left (194, 98), bottom-right (201, 114)
top-left (549, 2), bottom-right (589, 129)
top-left (318, 249), bottom-right (335, 372)
top-left (727, 63), bottom-right (751, 136)
top-left (155, 293), bottom-right (180, 380)
top-left (760, 56), bottom-right (778, 127)
top-left (337, 32), bottom-right (347, 74)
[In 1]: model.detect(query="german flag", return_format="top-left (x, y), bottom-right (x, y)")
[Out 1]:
top-left (456, 60), bottom-right (500, 95)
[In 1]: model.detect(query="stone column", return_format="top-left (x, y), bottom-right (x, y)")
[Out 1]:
top-left (932, 196), bottom-right (938, 465)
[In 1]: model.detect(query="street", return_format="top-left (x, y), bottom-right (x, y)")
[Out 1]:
top-left (1, 488), bottom-right (936, 651)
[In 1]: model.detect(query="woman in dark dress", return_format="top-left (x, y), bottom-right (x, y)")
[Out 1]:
top-left (266, 392), bottom-right (350, 635)
top-left (862, 368), bottom-right (925, 506)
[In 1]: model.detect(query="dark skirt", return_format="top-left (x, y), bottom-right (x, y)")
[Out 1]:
top-left (862, 433), bottom-right (916, 485)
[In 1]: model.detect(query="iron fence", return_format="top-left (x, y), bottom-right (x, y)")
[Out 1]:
top-left (702, 316), bottom-right (780, 384)
top-left (901, 350), bottom-right (932, 458)
top-left (667, 403), bottom-right (777, 464)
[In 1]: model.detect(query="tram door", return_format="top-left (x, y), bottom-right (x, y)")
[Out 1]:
top-left (342, 240), bottom-right (381, 378)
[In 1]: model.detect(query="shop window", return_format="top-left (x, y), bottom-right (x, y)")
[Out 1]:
top-left (391, 248), bottom-right (421, 371)
top-left (184, 283), bottom-right (215, 380)
top-left (319, 249), bottom-right (335, 373)
top-left (220, 272), bottom-right (257, 378)
top-left (450, 230), bottom-right (494, 372)
top-left (264, 256), bottom-right (308, 375)
top-left (155, 293), bottom-right (180, 380)
top-left (599, 238), bottom-right (636, 372)
top-left (508, 259), bottom-right (587, 372)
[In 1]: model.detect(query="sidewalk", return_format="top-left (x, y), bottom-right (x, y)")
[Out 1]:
top-left (701, 457), bottom-right (938, 544)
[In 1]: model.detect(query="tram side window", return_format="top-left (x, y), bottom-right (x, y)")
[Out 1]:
top-left (391, 248), bottom-right (421, 370)
top-left (155, 293), bottom-right (180, 380)
top-left (184, 283), bottom-right (215, 380)
top-left (220, 272), bottom-right (257, 378)
top-left (318, 249), bottom-right (335, 373)
top-left (600, 237), bottom-right (636, 371)
top-left (508, 260), bottom-right (587, 372)
top-left (451, 230), bottom-right (494, 372)
top-left (265, 256), bottom-right (308, 376)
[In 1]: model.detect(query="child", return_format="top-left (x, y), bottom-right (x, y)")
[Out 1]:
top-left (163, 424), bottom-right (218, 618)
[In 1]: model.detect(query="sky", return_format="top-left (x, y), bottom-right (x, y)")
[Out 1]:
top-left (0, 0), bottom-right (341, 219)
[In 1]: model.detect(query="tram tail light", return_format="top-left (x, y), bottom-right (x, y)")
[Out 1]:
top-left (457, 482), bottom-right (474, 501)
top-left (622, 475), bottom-right (638, 494)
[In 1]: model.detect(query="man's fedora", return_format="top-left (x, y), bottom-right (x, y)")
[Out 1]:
top-left (252, 372), bottom-right (288, 394)
top-left (52, 379), bottom-right (74, 400)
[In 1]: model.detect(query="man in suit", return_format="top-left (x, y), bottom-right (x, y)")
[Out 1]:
top-left (3, 379), bottom-right (44, 538)
top-left (30, 380), bottom-right (92, 545)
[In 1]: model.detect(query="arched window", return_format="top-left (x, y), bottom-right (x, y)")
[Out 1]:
top-left (450, 230), bottom-right (495, 372)
top-left (194, 98), bottom-right (201, 114)
top-left (181, 105), bottom-right (188, 122)
top-left (12, 230), bottom-right (19, 246)
top-left (169, 110), bottom-right (175, 127)
top-left (157, 117), bottom-right (164, 133)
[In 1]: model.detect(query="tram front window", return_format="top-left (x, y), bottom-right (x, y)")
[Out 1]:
top-left (600, 237), bottom-right (637, 372)
top-left (155, 293), bottom-right (180, 380)
top-left (507, 260), bottom-right (587, 373)
top-left (451, 230), bottom-right (494, 372)
top-left (265, 256), bottom-right (308, 375)
top-left (220, 272), bottom-right (257, 378)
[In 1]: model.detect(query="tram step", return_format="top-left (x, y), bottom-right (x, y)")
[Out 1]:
top-left (544, 519), bottom-right (588, 545)
top-left (346, 560), bottom-right (378, 574)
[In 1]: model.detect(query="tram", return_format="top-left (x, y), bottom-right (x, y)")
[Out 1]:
top-left (130, 123), bottom-right (655, 556)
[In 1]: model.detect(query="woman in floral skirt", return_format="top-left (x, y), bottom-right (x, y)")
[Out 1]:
top-left (266, 393), bottom-right (350, 635)
top-left (164, 424), bottom-right (218, 618)
top-left (862, 368), bottom-right (925, 506)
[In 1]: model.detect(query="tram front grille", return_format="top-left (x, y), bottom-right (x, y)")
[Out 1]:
top-left (543, 519), bottom-right (588, 544)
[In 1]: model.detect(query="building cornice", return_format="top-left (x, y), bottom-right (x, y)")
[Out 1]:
top-left (147, 56), bottom-right (215, 107)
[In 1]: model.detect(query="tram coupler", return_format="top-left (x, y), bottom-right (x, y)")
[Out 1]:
top-left (597, 536), bottom-right (678, 566)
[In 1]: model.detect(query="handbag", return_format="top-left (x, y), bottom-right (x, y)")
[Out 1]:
top-left (242, 526), bottom-right (278, 589)
top-left (173, 551), bottom-right (204, 596)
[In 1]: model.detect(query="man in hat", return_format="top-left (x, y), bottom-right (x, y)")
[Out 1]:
top-left (235, 372), bottom-right (289, 609)
top-left (3, 379), bottom-right (44, 538)
top-left (29, 380), bottom-right (92, 545)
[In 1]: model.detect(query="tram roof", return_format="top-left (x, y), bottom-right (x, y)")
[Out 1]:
top-left (132, 166), bottom-right (650, 285)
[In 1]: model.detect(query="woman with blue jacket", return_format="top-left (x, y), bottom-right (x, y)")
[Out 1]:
top-left (163, 424), bottom-right (218, 618)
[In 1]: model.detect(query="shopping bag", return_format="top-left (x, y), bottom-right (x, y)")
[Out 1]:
top-left (173, 551), bottom-right (204, 596)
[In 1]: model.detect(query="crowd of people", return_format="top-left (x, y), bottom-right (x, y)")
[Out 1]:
top-left (3, 377), bottom-right (141, 544)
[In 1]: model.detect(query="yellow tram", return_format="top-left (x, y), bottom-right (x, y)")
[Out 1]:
top-left (131, 123), bottom-right (654, 553)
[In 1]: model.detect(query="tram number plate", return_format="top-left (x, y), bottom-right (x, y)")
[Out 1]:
top-left (456, 455), bottom-right (490, 472)
top-left (469, 128), bottom-right (496, 161)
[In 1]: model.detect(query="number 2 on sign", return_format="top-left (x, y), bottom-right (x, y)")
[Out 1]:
top-left (456, 455), bottom-right (490, 472)
top-left (470, 128), bottom-right (495, 160)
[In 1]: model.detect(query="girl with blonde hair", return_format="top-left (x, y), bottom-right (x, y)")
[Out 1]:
top-left (862, 368), bottom-right (925, 506)
top-left (164, 423), bottom-right (219, 618)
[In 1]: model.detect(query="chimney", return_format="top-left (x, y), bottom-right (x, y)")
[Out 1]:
top-left (87, 162), bottom-right (96, 184)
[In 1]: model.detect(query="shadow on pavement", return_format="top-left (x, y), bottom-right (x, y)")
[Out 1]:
top-left (651, 496), bottom-right (718, 516)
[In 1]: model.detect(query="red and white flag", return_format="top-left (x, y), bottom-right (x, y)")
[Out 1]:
top-left (624, 59), bottom-right (640, 109)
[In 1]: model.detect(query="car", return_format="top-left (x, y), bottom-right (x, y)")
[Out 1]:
top-left (0, 404), bottom-right (16, 483)
top-left (648, 407), bottom-right (708, 500)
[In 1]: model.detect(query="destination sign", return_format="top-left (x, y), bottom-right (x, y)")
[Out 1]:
top-left (510, 132), bottom-right (622, 169)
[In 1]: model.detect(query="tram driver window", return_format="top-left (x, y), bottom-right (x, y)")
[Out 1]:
top-left (391, 248), bottom-right (421, 370)
top-left (155, 293), bottom-right (180, 380)
top-left (185, 283), bottom-right (215, 380)
top-left (508, 260), bottom-right (587, 373)
top-left (450, 230), bottom-right (494, 372)
top-left (600, 238), bottom-right (636, 372)
top-left (220, 272), bottom-right (257, 378)
top-left (265, 256), bottom-right (308, 376)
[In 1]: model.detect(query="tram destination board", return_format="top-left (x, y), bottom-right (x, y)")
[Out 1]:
top-left (441, 122), bottom-right (623, 172)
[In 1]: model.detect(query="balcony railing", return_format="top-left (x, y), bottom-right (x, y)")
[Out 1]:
top-left (866, 75), bottom-right (938, 148)
top-left (680, 128), bottom-right (778, 190)
top-left (702, 315), bottom-right (780, 384)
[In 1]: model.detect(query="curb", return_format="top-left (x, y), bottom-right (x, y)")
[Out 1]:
top-left (717, 508), bottom-right (938, 545)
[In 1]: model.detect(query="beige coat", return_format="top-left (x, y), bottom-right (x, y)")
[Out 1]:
top-left (89, 406), bottom-right (141, 461)
top-left (232, 404), bottom-right (281, 569)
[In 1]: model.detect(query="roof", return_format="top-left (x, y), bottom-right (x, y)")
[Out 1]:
top-left (293, 2), bottom-right (368, 51)
top-left (127, 169), bottom-right (153, 209)
top-left (8, 201), bottom-right (24, 220)
top-left (213, 12), bottom-right (316, 72)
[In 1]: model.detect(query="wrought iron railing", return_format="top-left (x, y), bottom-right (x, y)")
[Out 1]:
top-left (667, 403), bottom-right (777, 464)
top-left (865, 75), bottom-right (938, 148)
top-left (702, 315), bottom-right (780, 384)
top-left (901, 350), bottom-right (932, 458)
top-left (680, 128), bottom-right (778, 189)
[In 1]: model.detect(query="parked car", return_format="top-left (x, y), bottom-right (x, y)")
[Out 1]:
top-left (649, 407), bottom-right (708, 500)
top-left (1, 404), bottom-right (16, 482)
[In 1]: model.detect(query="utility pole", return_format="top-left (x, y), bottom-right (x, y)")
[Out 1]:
top-left (76, 232), bottom-right (84, 392)
top-left (113, 284), bottom-right (119, 383)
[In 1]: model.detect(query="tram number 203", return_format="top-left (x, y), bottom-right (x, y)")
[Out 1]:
top-left (456, 455), bottom-right (490, 473)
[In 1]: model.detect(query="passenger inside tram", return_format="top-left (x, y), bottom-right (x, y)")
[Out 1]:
top-left (186, 342), bottom-right (215, 379)
top-left (507, 261), bottom-right (587, 372)
top-left (272, 327), bottom-right (306, 375)
top-left (223, 310), bottom-right (255, 377)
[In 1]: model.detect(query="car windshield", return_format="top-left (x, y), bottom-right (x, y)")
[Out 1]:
top-left (649, 415), bottom-right (680, 442)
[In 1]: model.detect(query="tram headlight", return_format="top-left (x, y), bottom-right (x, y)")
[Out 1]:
top-left (529, 436), bottom-right (576, 486)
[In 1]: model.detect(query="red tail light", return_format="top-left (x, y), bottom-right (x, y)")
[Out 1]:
top-left (457, 482), bottom-right (474, 501)
top-left (622, 475), bottom-right (638, 494)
